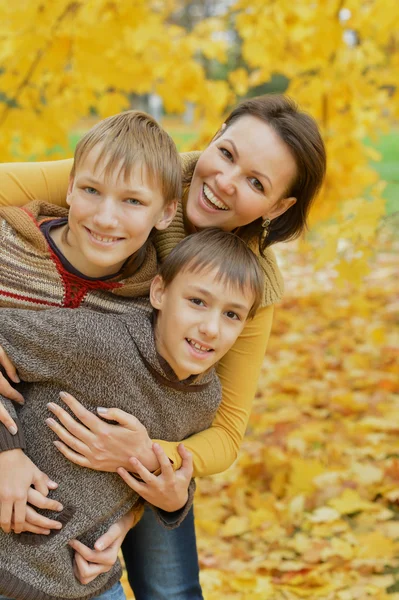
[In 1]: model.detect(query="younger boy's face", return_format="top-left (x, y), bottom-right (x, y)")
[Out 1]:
top-left (151, 268), bottom-right (255, 380)
top-left (64, 145), bottom-right (176, 278)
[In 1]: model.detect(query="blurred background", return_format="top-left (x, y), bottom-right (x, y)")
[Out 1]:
top-left (1, 1), bottom-right (398, 598)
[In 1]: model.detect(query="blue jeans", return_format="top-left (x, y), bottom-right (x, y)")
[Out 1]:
top-left (121, 504), bottom-right (203, 600)
top-left (0, 581), bottom-right (125, 600)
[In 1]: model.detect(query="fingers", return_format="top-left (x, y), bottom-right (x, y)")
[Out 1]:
top-left (0, 374), bottom-right (24, 405)
top-left (152, 443), bottom-right (174, 478)
top-left (14, 521), bottom-right (51, 535)
top-left (0, 345), bottom-right (21, 385)
top-left (177, 443), bottom-right (193, 479)
top-left (45, 416), bottom-right (90, 456)
top-left (25, 505), bottom-right (63, 531)
top-left (53, 441), bottom-right (91, 468)
top-left (0, 499), bottom-right (15, 533)
top-left (0, 403), bottom-right (19, 435)
top-left (32, 469), bottom-right (58, 496)
top-left (12, 498), bottom-right (27, 534)
top-left (96, 407), bottom-right (142, 431)
top-left (94, 522), bottom-right (122, 552)
top-left (70, 539), bottom-right (116, 565)
top-left (27, 488), bottom-right (63, 512)
top-left (47, 400), bottom-right (96, 444)
top-left (71, 540), bottom-right (116, 585)
top-left (116, 467), bottom-right (144, 494)
top-left (58, 392), bottom-right (102, 433)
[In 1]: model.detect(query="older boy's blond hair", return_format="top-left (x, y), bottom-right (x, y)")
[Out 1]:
top-left (71, 111), bottom-right (182, 205)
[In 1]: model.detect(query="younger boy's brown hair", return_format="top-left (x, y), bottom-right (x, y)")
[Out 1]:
top-left (159, 228), bottom-right (265, 319)
top-left (71, 110), bottom-right (182, 205)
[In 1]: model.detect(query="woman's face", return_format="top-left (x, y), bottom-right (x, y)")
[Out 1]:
top-left (186, 115), bottom-right (297, 231)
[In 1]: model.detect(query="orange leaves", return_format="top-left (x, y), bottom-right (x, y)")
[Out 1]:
top-left (194, 232), bottom-right (398, 598)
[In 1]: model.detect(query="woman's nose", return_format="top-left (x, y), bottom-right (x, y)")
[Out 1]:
top-left (215, 171), bottom-right (236, 195)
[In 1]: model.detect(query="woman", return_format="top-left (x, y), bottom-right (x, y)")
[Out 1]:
top-left (0, 95), bottom-right (326, 599)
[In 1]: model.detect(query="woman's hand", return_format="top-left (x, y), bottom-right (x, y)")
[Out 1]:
top-left (47, 391), bottom-right (159, 473)
top-left (117, 443), bottom-right (193, 512)
top-left (0, 344), bottom-right (24, 434)
top-left (70, 510), bottom-right (137, 585)
top-left (0, 449), bottom-right (61, 533)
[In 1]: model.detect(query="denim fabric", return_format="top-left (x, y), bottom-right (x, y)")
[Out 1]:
top-left (122, 505), bottom-right (203, 600)
top-left (93, 580), bottom-right (126, 600)
top-left (0, 581), bottom-right (125, 600)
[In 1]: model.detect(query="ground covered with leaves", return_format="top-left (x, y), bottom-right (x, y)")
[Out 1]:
top-left (124, 226), bottom-right (398, 600)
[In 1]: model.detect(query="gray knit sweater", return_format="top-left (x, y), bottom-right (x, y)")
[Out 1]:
top-left (0, 305), bottom-right (221, 600)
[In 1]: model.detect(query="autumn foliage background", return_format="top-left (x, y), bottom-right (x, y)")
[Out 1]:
top-left (1, 1), bottom-right (398, 598)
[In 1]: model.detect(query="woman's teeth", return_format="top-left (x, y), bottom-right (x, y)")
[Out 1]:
top-left (187, 339), bottom-right (213, 353)
top-left (203, 184), bottom-right (229, 211)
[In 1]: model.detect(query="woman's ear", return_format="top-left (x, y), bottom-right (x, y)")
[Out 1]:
top-left (265, 196), bottom-right (297, 221)
top-left (66, 176), bottom-right (74, 206)
top-left (150, 275), bottom-right (166, 310)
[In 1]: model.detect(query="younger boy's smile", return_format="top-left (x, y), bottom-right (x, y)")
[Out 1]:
top-left (151, 267), bottom-right (255, 380)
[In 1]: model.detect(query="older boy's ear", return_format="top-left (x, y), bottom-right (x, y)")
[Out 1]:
top-left (155, 199), bottom-right (178, 231)
top-left (150, 275), bottom-right (166, 310)
top-left (66, 176), bottom-right (74, 206)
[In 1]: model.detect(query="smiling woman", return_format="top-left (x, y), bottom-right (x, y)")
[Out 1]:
top-left (0, 95), bottom-right (326, 600)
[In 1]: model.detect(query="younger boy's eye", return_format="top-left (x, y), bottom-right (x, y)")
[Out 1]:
top-left (249, 177), bottom-right (264, 193)
top-left (219, 147), bottom-right (233, 161)
top-left (125, 198), bottom-right (142, 206)
top-left (225, 310), bottom-right (240, 320)
top-left (189, 298), bottom-right (205, 307)
top-left (84, 187), bottom-right (98, 195)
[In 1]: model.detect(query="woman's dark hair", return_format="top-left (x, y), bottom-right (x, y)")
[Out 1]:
top-left (187, 95), bottom-right (326, 256)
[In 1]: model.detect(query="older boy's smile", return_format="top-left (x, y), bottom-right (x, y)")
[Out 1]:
top-left (85, 227), bottom-right (124, 246)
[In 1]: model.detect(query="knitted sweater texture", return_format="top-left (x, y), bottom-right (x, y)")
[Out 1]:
top-left (0, 200), bottom-right (158, 312)
top-left (0, 306), bottom-right (221, 600)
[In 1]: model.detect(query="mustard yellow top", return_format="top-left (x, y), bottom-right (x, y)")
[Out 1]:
top-left (0, 156), bottom-right (282, 477)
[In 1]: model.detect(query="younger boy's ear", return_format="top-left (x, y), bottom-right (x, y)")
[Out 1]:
top-left (150, 275), bottom-right (166, 310)
top-left (155, 199), bottom-right (178, 231)
top-left (66, 176), bottom-right (74, 206)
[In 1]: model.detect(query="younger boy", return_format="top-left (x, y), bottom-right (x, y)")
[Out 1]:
top-left (0, 228), bottom-right (264, 600)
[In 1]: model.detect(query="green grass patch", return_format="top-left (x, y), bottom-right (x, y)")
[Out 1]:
top-left (365, 131), bottom-right (399, 216)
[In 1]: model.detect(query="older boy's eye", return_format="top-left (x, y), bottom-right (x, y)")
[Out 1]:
top-left (249, 177), bottom-right (264, 193)
top-left (219, 147), bottom-right (233, 161)
top-left (189, 298), bottom-right (205, 307)
top-left (84, 187), bottom-right (98, 195)
top-left (126, 198), bottom-right (142, 206)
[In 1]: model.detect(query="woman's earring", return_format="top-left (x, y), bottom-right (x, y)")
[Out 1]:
top-left (261, 218), bottom-right (271, 242)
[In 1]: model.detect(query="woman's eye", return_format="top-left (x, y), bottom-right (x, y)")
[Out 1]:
top-left (219, 147), bottom-right (233, 161)
top-left (84, 187), bottom-right (98, 195)
top-left (189, 298), bottom-right (205, 307)
top-left (225, 311), bottom-right (240, 321)
top-left (125, 198), bottom-right (142, 206)
top-left (249, 177), bottom-right (264, 193)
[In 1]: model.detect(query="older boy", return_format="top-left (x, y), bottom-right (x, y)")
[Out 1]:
top-left (0, 228), bottom-right (264, 600)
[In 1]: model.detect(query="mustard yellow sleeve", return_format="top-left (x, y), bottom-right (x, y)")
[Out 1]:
top-left (0, 159), bottom-right (73, 208)
top-left (154, 305), bottom-right (274, 477)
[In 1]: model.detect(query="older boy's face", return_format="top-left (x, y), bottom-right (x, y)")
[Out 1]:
top-left (64, 145), bottom-right (176, 278)
top-left (151, 268), bottom-right (255, 380)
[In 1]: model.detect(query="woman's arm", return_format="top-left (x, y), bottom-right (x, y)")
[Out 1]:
top-left (155, 305), bottom-right (274, 476)
top-left (0, 159), bottom-right (72, 207)
top-left (44, 305), bottom-right (274, 478)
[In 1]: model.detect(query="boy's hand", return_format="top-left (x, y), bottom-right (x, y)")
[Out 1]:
top-left (0, 449), bottom-right (59, 533)
top-left (48, 391), bottom-right (159, 473)
top-left (0, 344), bottom-right (24, 435)
top-left (117, 443), bottom-right (193, 512)
top-left (70, 510), bottom-right (136, 585)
